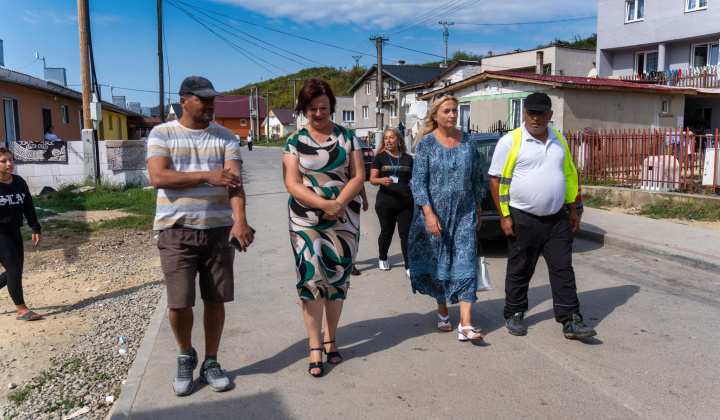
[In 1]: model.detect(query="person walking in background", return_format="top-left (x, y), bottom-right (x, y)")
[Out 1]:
top-left (247, 134), bottom-right (253, 151)
top-left (44, 125), bottom-right (61, 141)
top-left (370, 127), bottom-right (414, 277)
top-left (407, 92), bottom-right (486, 341)
top-left (283, 79), bottom-right (365, 377)
top-left (0, 147), bottom-right (43, 321)
top-left (488, 92), bottom-right (596, 340)
top-left (147, 76), bottom-right (255, 396)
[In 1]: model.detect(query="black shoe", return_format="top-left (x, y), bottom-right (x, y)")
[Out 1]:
top-left (562, 313), bottom-right (597, 339)
top-left (308, 348), bottom-right (324, 378)
top-left (351, 267), bottom-right (361, 276)
top-left (505, 312), bottom-right (527, 336)
top-left (322, 340), bottom-right (342, 364)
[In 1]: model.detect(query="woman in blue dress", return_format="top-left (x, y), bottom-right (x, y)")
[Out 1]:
top-left (408, 92), bottom-right (485, 341)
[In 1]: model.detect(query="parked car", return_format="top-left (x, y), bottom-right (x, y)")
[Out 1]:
top-left (357, 137), bottom-right (374, 179)
top-left (469, 132), bottom-right (583, 239)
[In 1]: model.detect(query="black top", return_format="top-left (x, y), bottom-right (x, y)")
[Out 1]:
top-left (371, 151), bottom-right (414, 208)
top-left (0, 175), bottom-right (41, 233)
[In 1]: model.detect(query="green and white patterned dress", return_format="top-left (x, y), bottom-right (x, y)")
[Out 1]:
top-left (284, 124), bottom-right (361, 301)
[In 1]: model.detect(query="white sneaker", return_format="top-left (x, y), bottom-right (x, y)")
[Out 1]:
top-left (378, 260), bottom-right (390, 271)
top-left (405, 269), bottom-right (410, 278)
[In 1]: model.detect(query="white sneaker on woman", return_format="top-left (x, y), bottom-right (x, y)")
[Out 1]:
top-left (378, 260), bottom-right (390, 271)
top-left (405, 268), bottom-right (410, 278)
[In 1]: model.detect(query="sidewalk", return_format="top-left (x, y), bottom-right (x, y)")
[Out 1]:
top-left (110, 147), bottom-right (720, 419)
top-left (578, 207), bottom-right (720, 275)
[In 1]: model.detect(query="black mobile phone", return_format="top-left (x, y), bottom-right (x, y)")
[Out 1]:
top-left (229, 228), bottom-right (256, 252)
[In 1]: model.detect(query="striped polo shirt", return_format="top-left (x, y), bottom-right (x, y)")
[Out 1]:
top-left (147, 120), bottom-right (242, 230)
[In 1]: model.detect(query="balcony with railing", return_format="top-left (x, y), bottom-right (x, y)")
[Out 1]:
top-left (618, 65), bottom-right (720, 89)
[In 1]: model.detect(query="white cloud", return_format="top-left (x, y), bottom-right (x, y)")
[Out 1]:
top-left (90, 13), bottom-right (122, 24)
top-left (22, 10), bottom-right (40, 25)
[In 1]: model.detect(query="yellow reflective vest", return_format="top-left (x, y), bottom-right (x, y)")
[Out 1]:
top-left (498, 127), bottom-right (578, 217)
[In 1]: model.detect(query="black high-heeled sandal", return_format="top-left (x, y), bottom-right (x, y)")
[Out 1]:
top-left (322, 340), bottom-right (342, 364)
top-left (308, 348), bottom-right (324, 377)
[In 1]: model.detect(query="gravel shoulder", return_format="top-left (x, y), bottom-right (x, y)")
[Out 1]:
top-left (0, 211), bottom-right (163, 419)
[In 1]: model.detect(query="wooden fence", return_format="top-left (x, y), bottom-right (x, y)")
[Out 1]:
top-left (619, 65), bottom-right (720, 88)
top-left (564, 128), bottom-right (720, 194)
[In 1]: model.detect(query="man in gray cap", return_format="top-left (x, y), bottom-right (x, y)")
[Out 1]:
top-left (147, 76), bottom-right (255, 395)
top-left (488, 92), bottom-right (596, 340)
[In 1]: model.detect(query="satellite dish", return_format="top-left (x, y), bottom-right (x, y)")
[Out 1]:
top-left (417, 101), bottom-right (428, 119)
top-left (401, 97), bottom-right (406, 107)
top-left (587, 68), bottom-right (598, 78)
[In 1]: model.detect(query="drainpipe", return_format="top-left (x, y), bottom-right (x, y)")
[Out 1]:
top-left (536, 51), bottom-right (544, 75)
top-left (658, 43), bottom-right (666, 72)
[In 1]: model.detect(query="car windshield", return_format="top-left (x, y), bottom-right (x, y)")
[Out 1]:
top-left (474, 138), bottom-right (499, 179)
top-left (357, 138), bottom-right (370, 149)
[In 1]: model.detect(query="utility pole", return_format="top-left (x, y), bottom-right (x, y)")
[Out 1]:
top-left (255, 86), bottom-right (260, 141)
top-left (370, 36), bottom-right (388, 141)
top-left (158, 0), bottom-right (165, 123)
top-left (77, 0), bottom-right (98, 183)
top-left (352, 55), bottom-right (362, 69)
top-left (439, 21), bottom-right (454, 67)
top-left (265, 92), bottom-right (271, 142)
top-left (249, 88), bottom-right (254, 141)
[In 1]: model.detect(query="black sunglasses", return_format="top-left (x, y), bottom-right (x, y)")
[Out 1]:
top-left (433, 90), bottom-right (455, 100)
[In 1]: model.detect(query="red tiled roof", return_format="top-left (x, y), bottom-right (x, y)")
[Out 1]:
top-left (484, 71), bottom-right (694, 92)
top-left (214, 95), bottom-right (267, 119)
top-left (271, 108), bottom-right (295, 124)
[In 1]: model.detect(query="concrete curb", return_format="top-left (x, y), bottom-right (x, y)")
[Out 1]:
top-left (108, 288), bottom-right (168, 420)
top-left (576, 224), bottom-right (720, 275)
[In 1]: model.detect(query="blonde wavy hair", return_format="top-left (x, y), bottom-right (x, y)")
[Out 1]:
top-left (414, 95), bottom-right (459, 147)
top-left (376, 127), bottom-right (407, 155)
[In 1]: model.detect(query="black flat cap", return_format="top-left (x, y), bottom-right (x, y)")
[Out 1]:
top-left (524, 92), bottom-right (552, 111)
top-left (179, 76), bottom-right (223, 98)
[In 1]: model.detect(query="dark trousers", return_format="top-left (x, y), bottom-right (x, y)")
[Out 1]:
top-left (0, 228), bottom-right (26, 306)
top-left (504, 207), bottom-right (580, 324)
top-left (375, 204), bottom-right (413, 269)
top-left (248, 142), bottom-right (252, 151)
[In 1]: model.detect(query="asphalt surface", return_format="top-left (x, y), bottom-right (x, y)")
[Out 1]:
top-left (113, 146), bottom-right (720, 420)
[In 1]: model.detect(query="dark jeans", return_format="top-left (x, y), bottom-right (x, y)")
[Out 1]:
top-left (248, 142), bottom-right (252, 151)
top-left (375, 204), bottom-right (413, 269)
top-left (503, 207), bottom-right (580, 324)
top-left (0, 228), bottom-right (26, 306)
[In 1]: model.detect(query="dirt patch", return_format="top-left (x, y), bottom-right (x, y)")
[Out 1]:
top-left (48, 209), bottom-right (130, 224)
top-left (602, 205), bottom-right (720, 231)
top-left (0, 211), bottom-right (162, 403)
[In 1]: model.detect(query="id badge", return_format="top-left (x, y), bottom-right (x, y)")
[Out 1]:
top-left (390, 176), bottom-right (399, 184)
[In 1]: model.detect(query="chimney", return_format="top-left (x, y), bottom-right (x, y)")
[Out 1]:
top-left (397, 60), bottom-right (405, 66)
top-left (536, 51), bottom-right (544, 75)
top-left (0, 39), bottom-right (4, 67)
top-left (487, 51), bottom-right (493, 57)
top-left (44, 67), bottom-right (68, 86)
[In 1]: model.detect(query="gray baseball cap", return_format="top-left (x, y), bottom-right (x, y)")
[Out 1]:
top-left (178, 76), bottom-right (223, 98)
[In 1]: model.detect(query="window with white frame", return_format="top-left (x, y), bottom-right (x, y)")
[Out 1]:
top-left (635, 51), bottom-right (658, 74)
top-left (365, 82), bottom-right (371, 95)
top-left (62, 105), bottom-right (69, 123)
top-left (342, 110), bottom-right (355, 122)
top-left (625, 0), bottom-right (644, 23)
top-left (330, 113), bottom-right (335, 121)
top-left (241, 119), bottom-right (247, 126)
top-left (388, 80), bottom-right (395, 90)
top-left (686, 0), bottom-right (707, 12)
top-left (362, 106), bottom-right (369, 119)
top-left (661, 100), bottom-right (670, 114)
top-left (692, 43), bottom-right (719, 67)
top-left (510, 98), bottom-right (524, 129)
top-left (389, 103), bottom-right (397, 118)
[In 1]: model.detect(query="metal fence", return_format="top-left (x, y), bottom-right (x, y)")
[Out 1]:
top-left (564, 128), bottom-right (720, 194)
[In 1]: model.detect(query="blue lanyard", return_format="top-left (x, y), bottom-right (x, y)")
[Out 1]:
top-left (388, 153), bottom-right (400, 176)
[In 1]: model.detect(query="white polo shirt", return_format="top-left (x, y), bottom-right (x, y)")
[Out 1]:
top-left (488, 124), bottom-right (567, 216)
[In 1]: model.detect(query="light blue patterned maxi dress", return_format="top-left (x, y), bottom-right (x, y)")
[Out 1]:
top-left (408, 132), bottom-right (485, 304)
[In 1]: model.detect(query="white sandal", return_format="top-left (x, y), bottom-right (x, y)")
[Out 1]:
top-left (458, 323), bottom-right (484, 341)
top-left (437, 313), bottom-right (452, 332)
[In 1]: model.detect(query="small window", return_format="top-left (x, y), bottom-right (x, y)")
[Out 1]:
top-left (661, 100), bottom-right (669, 114)
top-left (108, 115), bottom-right (113, 130)
top-left (686, 0), bottom-right (707, 12)
top-left (510, 98), bottom-right (524, 129)
top-left (61, 105), bottom-right (69, 123)
top-left (365, 82), bottom-right (371, 95)
top-left (241, 119), bottom-right (247, 126)
top-left (625, 0), bottom-right (644, 23)
top-left (362, 106), bottom-right (369, 119)
top-left (692, 43), bottom-right (720, 67)
top-left (388, 80), bottom-right (395, 90)
top-left (117, 118), bottom-right (122, 139)
top-left (635, 51), bottom-right (658, 74)
top-left (330, 113), bottom-right (335, 122)
top-left (389, 103), bottom-right (397, 118)
top-left (342, 110), bottom-right (355, 122)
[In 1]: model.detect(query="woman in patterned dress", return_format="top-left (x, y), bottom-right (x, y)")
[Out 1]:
top-left (408, 93), bottom-right (486, 341)
top-left (283, 79), bottom-right (365, 377)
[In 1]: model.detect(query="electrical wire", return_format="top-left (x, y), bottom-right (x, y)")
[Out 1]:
top-left (455, 16), bottom-right (596, 26)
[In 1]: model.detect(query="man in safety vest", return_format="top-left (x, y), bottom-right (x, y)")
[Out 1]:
top-left (488, 92), bottom-right (596, 340)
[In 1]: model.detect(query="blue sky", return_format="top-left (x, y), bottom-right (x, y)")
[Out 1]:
top-left (0, 0), bottom-right (598, 108)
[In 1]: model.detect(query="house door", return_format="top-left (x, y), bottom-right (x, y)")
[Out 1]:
top-left (42, 108), bottom-right (52, 134)
top-left (459, 103), bottom-right (470, 132)
top-left (3, 98), bottom-right (18, 142)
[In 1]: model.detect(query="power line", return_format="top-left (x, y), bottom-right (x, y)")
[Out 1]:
top-left (455, 16), bottom-right (597, 26)
top-left (385, 43), bottom-right (444, 59)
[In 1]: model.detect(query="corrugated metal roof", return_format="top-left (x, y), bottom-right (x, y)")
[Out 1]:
top-left (271, 108), bottom-right (295, 124)
top-left (349, 64), bottom-right (445, 93)
top-left (484, 71), bottom-right (696, 91)
top-left (214, 95), bottom-right (267, 119)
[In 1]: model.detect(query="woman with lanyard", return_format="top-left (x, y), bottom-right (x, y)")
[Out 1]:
top-left (369, 127), bottom-right (414, 277)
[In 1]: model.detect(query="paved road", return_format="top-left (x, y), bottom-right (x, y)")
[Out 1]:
top-left (120, 146), bottom-right (720, 419)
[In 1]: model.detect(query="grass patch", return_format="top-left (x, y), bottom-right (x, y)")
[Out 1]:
top-left (583, 196), bottom-right (613, 209)
top-left (638, 200), bottom-right (720, 221)
top-left (44, 395), bottom-right (83, 413)
top-left (7, 387), bottom-right (29, 405)
top-left (251, 138), bottom-right (286, 148)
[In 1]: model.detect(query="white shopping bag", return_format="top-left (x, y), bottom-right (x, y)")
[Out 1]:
top-left (477, 256), bottom-right (492, 291)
